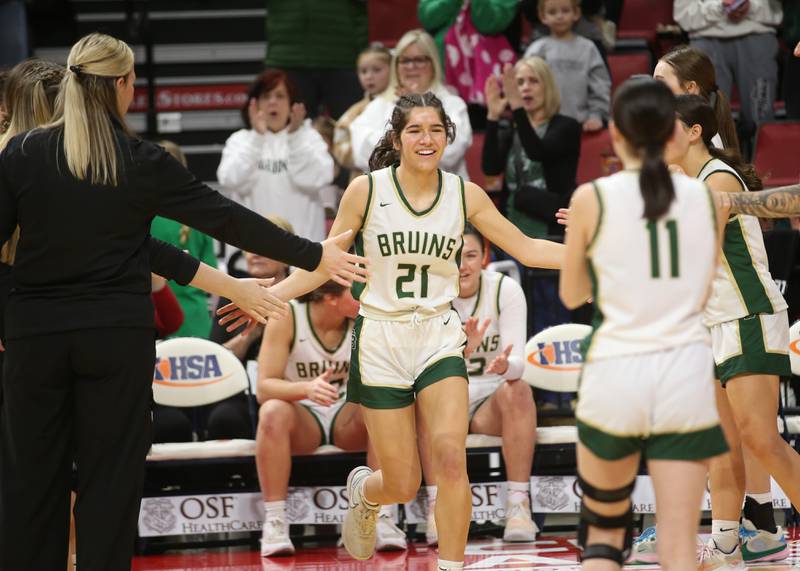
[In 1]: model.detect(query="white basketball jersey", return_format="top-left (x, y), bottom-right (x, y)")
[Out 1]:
top-left (699, 158), bottom-right (787, 326)
top-left (353, 165), bottom-right (466, 320)
top-left (453, 271), bottom-right (505, 385)
top-left (285, 300), bottom-right (353, 405)
top-left (584, 171), bottom-right (717, 361)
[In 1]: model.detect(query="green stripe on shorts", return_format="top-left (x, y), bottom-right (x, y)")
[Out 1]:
top-left (416, 355), bottom-right (468, 394)
top-left (647, 425), bottom-right (728, 460)
top-left (716, 314), bottom-right (791, 383)
top-left (299, 404), bottom-right (327, 447)
top-left (346, 315), bottom-right (415, 409)
top-left (577, 419), bottom-right (644, 460)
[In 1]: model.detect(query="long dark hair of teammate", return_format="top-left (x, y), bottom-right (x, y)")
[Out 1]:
top-left (675, 94), bottom-right (763, 191)
top-left (612, 79), bottom-right (676, 221)
top-left (368, 91), bottom-right (456, 171)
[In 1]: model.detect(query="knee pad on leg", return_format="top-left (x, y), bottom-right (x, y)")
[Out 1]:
top-left (576, 475), bottom-right (635, 564)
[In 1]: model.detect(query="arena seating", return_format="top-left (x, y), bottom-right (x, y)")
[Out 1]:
top-left (616, 0), bottom-right (675, 48)
top-left (752, 122), bottom-right (800, 187)
top-left (368, 0), bottom-right (421, 47)
top-left (607, 51), bottom-right (652, 94)
top-left (575, 129), bottom-right (616, 185)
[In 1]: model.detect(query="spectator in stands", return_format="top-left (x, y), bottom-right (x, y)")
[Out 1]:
top-left (349, 29), bottom-right (473, 179)
top-left (334, 44), bottom-right (393, 182)
top-left (0, 0), bottom-right (28, 68)
top-left (523, 0), bottom-right (611, 132)
top-left (420, 224), bottom-right (537, 546)
top-left (152, 140), bottom-right (219, 339)
top-left (482, 58), bottom-right (579, 334)
top-left (419, 0), bottom-right (522, 67)
top-left (521, 0), bottom-right (614, 58)
top-left (782, 5), bottom-right (800, 120)
top-left (255, 281), bottom-right (407, 556)
top-left (653, 45), bottom-right (740, 150)
top-left (673, 0), bottom-right (782, 150)
top-left (263, 0), bottom-right (366, 118)
top-left (217, 70), bottom-right (333, 243)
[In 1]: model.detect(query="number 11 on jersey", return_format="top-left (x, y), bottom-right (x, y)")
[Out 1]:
top-left (647, 219), bottom-right (679, 279)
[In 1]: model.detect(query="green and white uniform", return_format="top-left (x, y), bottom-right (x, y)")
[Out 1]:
top-left (348, 165), bottom-right (468, 409)
top-left (452, 270), bottom-right (528, 419)
top-left (577, 171), bottom-right (727, 461)
top-left (699, 158), bottom-right (790, 383)
top-left (286, 300), bottom-right (353, 445)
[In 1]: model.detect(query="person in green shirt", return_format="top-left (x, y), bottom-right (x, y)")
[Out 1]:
top-left (150, 141), bottom-right (219, 339)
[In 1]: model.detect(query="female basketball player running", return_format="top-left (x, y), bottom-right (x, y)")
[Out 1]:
top-left (234, 92), bottom-right (563, 570)
top-left (663, 94), bottom-right (800, 569)
top-left (419, 223), bottom-right (536, 546)
top-left (561, 78), bottom-right (728, 571)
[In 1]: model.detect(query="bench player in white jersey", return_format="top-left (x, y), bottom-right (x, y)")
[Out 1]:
top-left (652, 94), bottom-right (798, 569)
top-left (561, 79), bottom-right (729, 571)
top-left (260, 91), bottom-right (563, 571)
top-left (254, 281), bottom-right (403, 556)
top-left (420, 223), bottom-right (536, 545)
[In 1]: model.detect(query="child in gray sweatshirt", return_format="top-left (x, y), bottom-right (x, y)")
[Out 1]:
top-left (523, 0), bottom-right (611, 131)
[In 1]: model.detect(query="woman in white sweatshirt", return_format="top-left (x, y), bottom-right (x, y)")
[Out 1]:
top-left (217, 70), bottom-right (334, 242)
top-left (349, 29), bottom-right (473, 179)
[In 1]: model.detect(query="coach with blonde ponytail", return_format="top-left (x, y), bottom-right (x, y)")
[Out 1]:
top-left (0, 33), bottom-right (366, 571)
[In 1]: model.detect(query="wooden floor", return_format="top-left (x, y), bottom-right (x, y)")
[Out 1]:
top-left (131, 530), bottom-right (800, 570)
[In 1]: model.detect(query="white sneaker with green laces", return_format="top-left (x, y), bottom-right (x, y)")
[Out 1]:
top-left (342, 466), bottom-right (379, 560)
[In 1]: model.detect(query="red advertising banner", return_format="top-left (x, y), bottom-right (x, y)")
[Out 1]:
top-left (130, 84), bottom-right (249, 112)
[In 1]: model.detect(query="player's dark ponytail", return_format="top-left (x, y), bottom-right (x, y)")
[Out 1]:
top-left (368, 92), bottom-right (456, 171)
top-left (612, 79), bottom-right (676, 221)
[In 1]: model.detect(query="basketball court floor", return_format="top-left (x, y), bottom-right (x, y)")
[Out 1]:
top-left (131, 529), bottom-right (800, 570)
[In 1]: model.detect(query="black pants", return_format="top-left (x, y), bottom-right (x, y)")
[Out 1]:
top-left (0, 328), bottom-right (155, 571)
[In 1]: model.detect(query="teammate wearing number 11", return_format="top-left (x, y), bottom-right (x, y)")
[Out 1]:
top-left (265, 92), bottom-right (562, 571)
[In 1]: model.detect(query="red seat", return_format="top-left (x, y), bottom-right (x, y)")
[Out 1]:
top-left (369, 0), bottom-right (421, 47)
top-left (752, 122), bottom-right (800, 187)
top-left (617, 0), bottom-right (674, 45)
top-left (576, 129), bottom-right (618, 185)
top-left (465, 131), bottom-right (486, 188)
top-left (607, 52), bottom-right (652, 95)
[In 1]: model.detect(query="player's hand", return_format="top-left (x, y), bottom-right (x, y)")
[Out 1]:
top-left (486, 344), bottom-right (513, 376)
top-left (556, 207), bottom-right (570, 226)
top-left (464, 317), bottom-right (491, 358)
top-left (306, 369), bottom-right (339, 406)
top-left (287, 102), bottom-right (306, 133)
top-left (248, 98), bottom-right (268, 135)
top-left (795, 41), bottom-right (800, 58)
top-left (319, 230), bottom-right (369, 287)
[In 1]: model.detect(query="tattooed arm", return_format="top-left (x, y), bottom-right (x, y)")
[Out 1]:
top-left (714, 184), bottom-right (800, 218)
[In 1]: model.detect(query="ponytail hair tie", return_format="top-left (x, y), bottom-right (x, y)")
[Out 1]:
top-left (69, 64), bottom-right (84, 77)
top-left (708, 89), bottom-right (718, 109)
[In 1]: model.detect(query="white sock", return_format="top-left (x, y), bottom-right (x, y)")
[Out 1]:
top-left (437, 559), bottom-right (464, 570)
top-left (747, 492), bottom-right (772, 505)
top-left (507, 480), bottom-right (530, 505)
top-left (264, 500), bottom-right (286, 520)
top-left (711, 519), bottom-right (740, 552)
top-left (379, 504), bottom-right (395, 518)
top-left (427, 485), bottom-right (438, 513)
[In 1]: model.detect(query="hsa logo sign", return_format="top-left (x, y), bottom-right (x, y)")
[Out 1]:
top-left (153, 354), bottom-right (230, 387)
top-left (527, 339), bottom-right (583, 371)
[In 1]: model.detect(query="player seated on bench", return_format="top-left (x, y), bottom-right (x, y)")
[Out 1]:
top-left (419, 224), bottom-right (538, 544)
top-left (254, 281), bottom-right (407, 556)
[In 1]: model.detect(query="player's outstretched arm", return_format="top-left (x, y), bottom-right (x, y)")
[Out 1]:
top-left (715, 183), bottom-right (800, 219)
top-left (559, 184), bottom-right (595, 309)
top-left (465, 181), bottom-right (563, 269)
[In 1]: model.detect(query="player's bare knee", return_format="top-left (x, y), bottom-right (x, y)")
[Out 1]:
top-left (740, 427), bottom-right (782, 459)
top-left (432, 439), bottom-right (467, 484)
top-left (382, 469), bottom-right (421, 503)
top-left (258, 400), bottom-right (294, 435)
